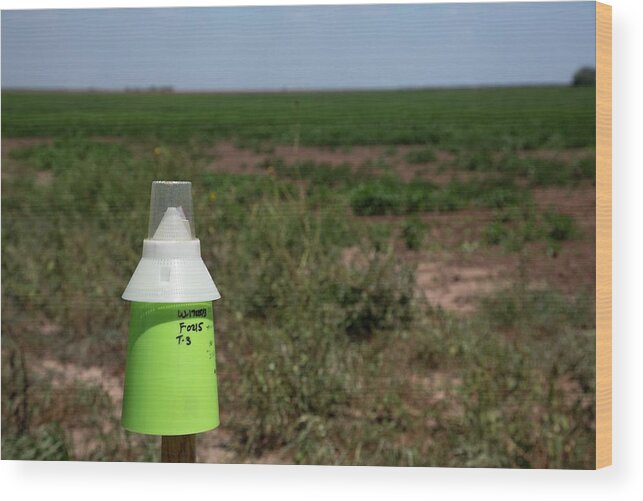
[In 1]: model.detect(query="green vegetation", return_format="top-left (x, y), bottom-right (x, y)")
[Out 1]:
top-left (401, 216), bottom-right (426, 250)
top-left (544, 211), bottom-right (579, 242)
top-left (483, 205), bottom-right (581, 252)
top-left (404, 146), bottom-right (436, 164)
top-left (349, 176), bottom-right (528, 216)
top-left (3, 86), bottom-right (595, 149)
top-left (1, 87), bottom-right (596, 467)
top-left (456, 150), bottom-right (596, 186)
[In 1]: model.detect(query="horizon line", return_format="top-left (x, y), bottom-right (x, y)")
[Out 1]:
top-left (1, 81), bottom-right (583, 94)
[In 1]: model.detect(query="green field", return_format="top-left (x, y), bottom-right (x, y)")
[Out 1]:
top-left (1, 87), bottom-right (596, 467)
top-left (2, 86), bottom-right (595, 148)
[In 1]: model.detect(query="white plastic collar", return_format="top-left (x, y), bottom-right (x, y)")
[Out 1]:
top-left (122, 206), bottom-right (220, 303)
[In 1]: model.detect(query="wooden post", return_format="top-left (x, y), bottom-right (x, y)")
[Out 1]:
top-left (161, 434), bottom-right (196, 463)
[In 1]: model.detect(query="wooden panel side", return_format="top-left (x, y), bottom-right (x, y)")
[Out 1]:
top-left (595, 1), bottom-right (612, 470)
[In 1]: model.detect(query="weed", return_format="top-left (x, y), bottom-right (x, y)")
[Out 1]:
top-left (405, 147), bottom-right (436, 164)
top-left (483, 205), bottom-right (579, 252)
top-left (544, 211), bottom-right (578, 242)
top-left (401, 216), bottom-right (426, 250)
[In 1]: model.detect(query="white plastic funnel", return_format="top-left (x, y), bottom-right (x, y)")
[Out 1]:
top-left (122, 181), bottom-right (221, 303)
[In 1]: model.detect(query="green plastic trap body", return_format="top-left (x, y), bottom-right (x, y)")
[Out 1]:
top-left (122, 302), bottom-right (219, 436)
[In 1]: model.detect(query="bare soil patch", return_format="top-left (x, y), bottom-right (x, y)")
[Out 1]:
top-left (206, 140), bottom-right (457, 183)
top-left (38, 357), bottom-right (123, 405)
top-left (532, 185), bottom-right (596, 231)
top-left (417, 261), bottom-right (509, 313)
top-left (413, 239), bottom-right (594, 314)
top-left (1, 137), bottom-right (52, 180)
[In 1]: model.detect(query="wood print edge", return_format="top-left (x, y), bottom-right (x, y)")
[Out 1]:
top-left (595, 0), bottom-right (612, 470)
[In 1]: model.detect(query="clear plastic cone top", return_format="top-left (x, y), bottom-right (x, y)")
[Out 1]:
top-left (148, 181), bottom-right (195, 239)
top-left (122, 180), bottom-right (220, 303)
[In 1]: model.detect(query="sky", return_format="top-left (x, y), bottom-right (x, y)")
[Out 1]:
top-left (1, 2), bottom-right (596, 91)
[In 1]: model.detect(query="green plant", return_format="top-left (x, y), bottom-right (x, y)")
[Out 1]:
top-left (457, 149), bottom-right (495, 171)
top-left (483, 222), bottom-right (510, 246)
top-left (544, 211), bottom-right (578, 242)
top-left (334, 252), bottom-right (415, 340)
top-left (483, 205), bottom-right (578, 251)
top-left (405, 147), bottom-right (436, 164)
top-left (1, 425), bottom-right (70, 461)
top-left (401, 216), bottom-right (426, 250)
top-left (350, 179), bottom-right (407, 216)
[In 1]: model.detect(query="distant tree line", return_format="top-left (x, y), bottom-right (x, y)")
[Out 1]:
top-left (572, 67), bottom-right (596, 87)
top-left (124, 86), bottom-right (175, 93)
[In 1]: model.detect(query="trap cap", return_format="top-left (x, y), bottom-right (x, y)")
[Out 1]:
top-left (122, 181), bottom-right (221, 303)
